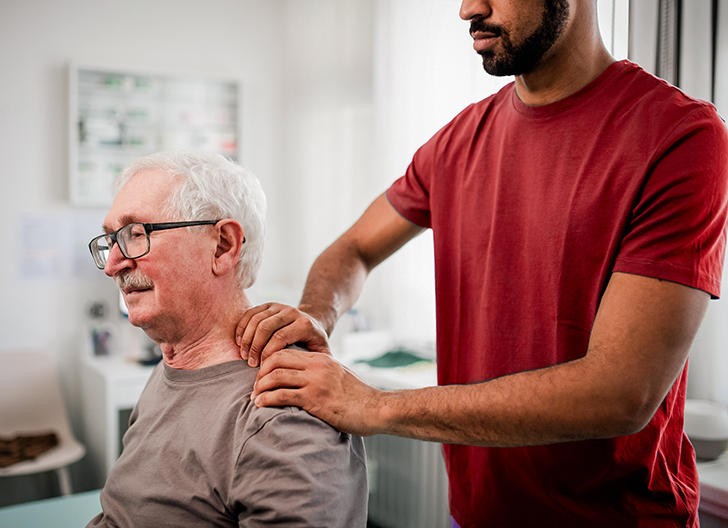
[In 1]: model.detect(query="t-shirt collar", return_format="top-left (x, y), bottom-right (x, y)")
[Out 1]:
top-left (510, 59), bottom-right (631, 118)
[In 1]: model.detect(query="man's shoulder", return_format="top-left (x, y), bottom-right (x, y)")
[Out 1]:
top-left (451, 83), bottom-right (513, 124)
top-left (613, 61), bottom-right (722, 123)
top-left (241, 398), bottom-right (343, 437)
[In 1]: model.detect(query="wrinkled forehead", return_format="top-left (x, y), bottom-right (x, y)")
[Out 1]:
top-left (104, 169), bottom-right (179, 231)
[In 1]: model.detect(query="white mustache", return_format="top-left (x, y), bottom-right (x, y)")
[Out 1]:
top-left (116, 271), bottom-right (154, 291)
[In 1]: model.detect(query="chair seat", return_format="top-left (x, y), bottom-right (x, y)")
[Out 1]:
top-left (0, 439), bottom-right (85, 477)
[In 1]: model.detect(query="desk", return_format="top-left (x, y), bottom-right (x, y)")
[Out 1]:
top-left (80, 356), bottom-right (156, 488)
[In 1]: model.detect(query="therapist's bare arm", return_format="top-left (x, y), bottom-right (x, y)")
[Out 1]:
top-left (252, 272), bottom-right (709, 446)
top-left (237, 193), bottom-right (424, 366)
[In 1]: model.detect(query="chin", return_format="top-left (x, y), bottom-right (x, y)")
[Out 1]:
top-left (126, 309), bottom-right (153, 330)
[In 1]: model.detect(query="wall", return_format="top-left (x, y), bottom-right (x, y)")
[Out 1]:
top-left (0, 0), bottom-right (285, 501)
top-left (276, 0), bottom-right (376, 293)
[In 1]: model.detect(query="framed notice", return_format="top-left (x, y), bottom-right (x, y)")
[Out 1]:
top-left (69, 63), bottom-right (241, 207)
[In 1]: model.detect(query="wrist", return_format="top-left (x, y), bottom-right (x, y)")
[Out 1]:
top-left (297, 303), bottom-right (337, 337)
top-left (364, 388), bottom-right (400, 437)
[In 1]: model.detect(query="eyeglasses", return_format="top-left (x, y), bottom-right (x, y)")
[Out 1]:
top-left (88, 220), bottom-right (221, 270)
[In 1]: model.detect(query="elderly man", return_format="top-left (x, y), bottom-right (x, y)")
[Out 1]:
top-left (85, 151), bottom-right (367, 527)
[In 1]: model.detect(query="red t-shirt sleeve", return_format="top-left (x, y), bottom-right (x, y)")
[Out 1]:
top-left (386, 111), bottom-right (459, 229)
top-left (386, 158), bottom-right (432, 229)
top-left (613, 106), bottom-right (728, 298)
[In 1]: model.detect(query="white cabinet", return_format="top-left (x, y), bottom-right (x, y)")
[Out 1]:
top-left (80, 356), bottom-right (156, 488)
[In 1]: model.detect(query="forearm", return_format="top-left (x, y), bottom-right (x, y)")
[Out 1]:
top-left (371, 355), bottom-right (658, 447)
top-left (298, 239), bottom-right (372, 336)
top-left (254, 274), bottom-right (705, 445)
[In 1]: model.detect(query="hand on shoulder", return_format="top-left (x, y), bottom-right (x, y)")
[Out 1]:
top-left (236, 302), bottom-right (330, 367)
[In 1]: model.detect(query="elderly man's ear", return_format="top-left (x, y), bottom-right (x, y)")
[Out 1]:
top-left (212, 220), bottom-right (245, 276)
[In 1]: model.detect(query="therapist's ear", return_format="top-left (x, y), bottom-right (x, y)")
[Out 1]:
top-left (212, 220), bottom-right (244, 276)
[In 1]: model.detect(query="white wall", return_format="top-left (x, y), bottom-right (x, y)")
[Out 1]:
top-left (277, 0), bottom-right (376, 287)
top-left (0, 0), bottom-right (285, 498)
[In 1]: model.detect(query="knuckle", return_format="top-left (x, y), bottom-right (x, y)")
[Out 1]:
top-left (258, 317), bottom-right (281, 334)
top-left (268, 368), bottom-right (284, 383)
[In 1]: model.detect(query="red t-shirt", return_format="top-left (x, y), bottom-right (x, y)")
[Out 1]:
top-left (387, 61), bottom-right (728, 527)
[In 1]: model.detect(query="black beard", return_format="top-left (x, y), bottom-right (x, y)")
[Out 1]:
top-left (473, 0), bottom-right (570, 77)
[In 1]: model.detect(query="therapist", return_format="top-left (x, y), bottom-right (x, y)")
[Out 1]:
top-left (239, 0), bottom-right (728, 526)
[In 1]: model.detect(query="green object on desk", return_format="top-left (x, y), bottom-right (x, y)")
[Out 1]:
top-left (355, 349), bottom-right (433, 369)
top-left (0, 490), bottom-right (101, 527)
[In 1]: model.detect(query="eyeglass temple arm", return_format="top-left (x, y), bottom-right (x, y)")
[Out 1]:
top-left (145, 220), bottom-right (221, 233)
top-left (144, 220), bottom-right (245, 242)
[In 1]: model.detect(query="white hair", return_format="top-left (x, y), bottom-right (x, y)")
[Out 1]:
top-left (115, 151), bottom-right (266, 290)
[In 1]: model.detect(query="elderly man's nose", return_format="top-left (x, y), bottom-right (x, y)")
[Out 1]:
top-left (460, 0), bottom-right (491, 21)
top-left (104, 243), bottom-right (131, 277)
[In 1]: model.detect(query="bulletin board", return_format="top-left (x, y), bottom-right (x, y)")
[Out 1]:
top-left (68, 63), bottom-right (241, 207)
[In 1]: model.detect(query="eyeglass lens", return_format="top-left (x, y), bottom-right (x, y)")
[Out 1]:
top-left (92, 224), bottom-right (151, 268)
top-left (119, 224), bottom-right (151, 258)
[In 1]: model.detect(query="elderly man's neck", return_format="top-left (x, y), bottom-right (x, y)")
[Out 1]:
top-left (154, 290), bottom-right (252, 370)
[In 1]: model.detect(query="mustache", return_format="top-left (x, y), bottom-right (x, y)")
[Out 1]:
top-left (470, 18), bottom-right (503, 37)
top-left (115, 271), bottom-right (154, 291)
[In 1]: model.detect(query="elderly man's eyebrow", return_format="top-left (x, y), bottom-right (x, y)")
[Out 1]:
top-left (102, 215), bottom-right (143, 234)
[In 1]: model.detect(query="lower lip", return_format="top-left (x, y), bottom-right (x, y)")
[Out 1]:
top-left (473, 37), bottom-right (499, 52)
top-left (124, 289), bottom-right (150, 299)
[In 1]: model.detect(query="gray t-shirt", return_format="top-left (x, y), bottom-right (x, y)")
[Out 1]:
top-left (87, 360), bottom-right (368, 527)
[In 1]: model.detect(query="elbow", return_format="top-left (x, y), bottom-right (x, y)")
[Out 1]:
top-left (601, 389), bottom-right (661, 437)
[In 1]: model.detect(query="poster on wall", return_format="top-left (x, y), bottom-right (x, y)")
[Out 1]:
top-left (68, 63), bottom-right (241, 207)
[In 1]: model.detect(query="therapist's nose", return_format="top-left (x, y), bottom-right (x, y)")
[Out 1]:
top-left (460, 0), bottom-right (492, 21)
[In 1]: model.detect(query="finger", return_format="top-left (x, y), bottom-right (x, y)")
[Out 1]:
top-left (255, 349), bottom-right (316, 379)
top-left (240, 306), bottom-right (295, 366)
top-left (236, 303), bottom-right (274, 358)
top-left (253, 366), bottom-right (310, 397)
top-left (259, 317), bottom-right (329, 362)
top-left (247, 309), bottom-right (299, 367)
top-left (253, 388), bottom-right (306, 409)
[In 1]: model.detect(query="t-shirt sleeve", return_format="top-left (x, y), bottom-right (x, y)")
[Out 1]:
top-left (232, 409), bottom-right (368, 527)
top-left (613, 106), bottom-right (728, 298)
top-left (387, 144), bottom-right (434, 229)
top-left (386, 105), bottom-right (470, 229)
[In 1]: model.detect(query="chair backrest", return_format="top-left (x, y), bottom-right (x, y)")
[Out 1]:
top-left (0, 351), bottom-right (75, 441)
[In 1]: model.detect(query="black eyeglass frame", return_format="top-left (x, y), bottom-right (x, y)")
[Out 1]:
top-left (88, 220), bottom-right (222, 270)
